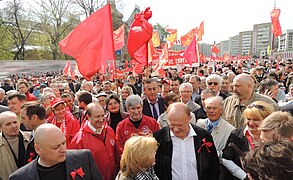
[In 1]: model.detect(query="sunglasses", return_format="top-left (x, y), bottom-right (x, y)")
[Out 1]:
top-left (207, 82), bottom-right (219, 86)
top-left (247, 104), bottom-right (266, 111)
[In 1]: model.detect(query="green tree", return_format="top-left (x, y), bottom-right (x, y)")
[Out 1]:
top-left (153, 23), bottom-right (169, 46)
top-left (0, 0), bottom-right (40, 60)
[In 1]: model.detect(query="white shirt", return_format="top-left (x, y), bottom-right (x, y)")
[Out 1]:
top-left (170, 124), bottom-right (199, 180)
top-left (88, 122), bottom-right (104, 134)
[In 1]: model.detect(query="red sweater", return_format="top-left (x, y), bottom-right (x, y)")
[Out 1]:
top-left (115, 115), bottom-right (160, 157)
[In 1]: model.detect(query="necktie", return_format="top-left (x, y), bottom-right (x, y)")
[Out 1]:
top-left (151, 103), bottom-right (158, 120)
top-left (207, 123), bottom-right (213, 133)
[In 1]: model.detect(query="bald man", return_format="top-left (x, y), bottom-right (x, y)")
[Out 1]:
top-left (9, 124), bottom-right (103, 180)
top-left (222, 73), bottom-right (278, 127)
top-left (0, 111), bottom-right (29, 180)
top-left (154, 102), bottom-right (220, 180)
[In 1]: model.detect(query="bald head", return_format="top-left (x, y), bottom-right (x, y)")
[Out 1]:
top-left (234, 73), bottom-right (254, 86)
top-left (34, 124), bottom-right (67, 167)
top-left (167, 102), bottom-right (190, 117)
top-left (34, 124), bottom-right (64, 145)
top-left (0, 111), bottom-right (19, 136)
top-left (0, 111), bottom-right (17, 126)
top-left (167, 102), bottom-right (191, 139)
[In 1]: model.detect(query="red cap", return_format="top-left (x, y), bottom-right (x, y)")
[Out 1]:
top-left (50, 97), bottom-right (65, 109)
top-left (161, 79), bottom-right (170, 85)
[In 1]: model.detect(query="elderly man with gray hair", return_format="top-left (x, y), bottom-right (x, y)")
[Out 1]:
top-left (206, 74), bottom-right (228, 100)
top-left (179, 82), bottom-right (201, 113)
top-left (0, 111), bottom-right (30, 180)
top-left (196, 96), bottom-right (235, 157)
top-left (115, 95), bottom-right (160, 157)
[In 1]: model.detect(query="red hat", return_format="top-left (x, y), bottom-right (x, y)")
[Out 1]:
top-left (50, 97), bottom-right (65, 109)
top-left (161, 79), bottom-right (170, 85)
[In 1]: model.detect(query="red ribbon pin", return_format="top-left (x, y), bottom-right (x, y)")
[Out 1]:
top-left (70, 167), bottom-right (85, 180)
top-left (197, 138), bottom-right (213, 153)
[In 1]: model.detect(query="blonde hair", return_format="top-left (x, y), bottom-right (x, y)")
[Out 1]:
top-left (242, 101), bottom-right (273, 124)
top-left (120, 136), bottom-right (158, 177)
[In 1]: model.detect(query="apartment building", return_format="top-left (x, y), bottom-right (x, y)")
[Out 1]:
top-left (239, 31), bottom-right (253, 56)
top-left (252, 22), bottom-right (272, 57)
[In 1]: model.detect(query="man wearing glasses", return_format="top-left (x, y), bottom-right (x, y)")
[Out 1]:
top-left (206, 74), bottom-right (228, 101)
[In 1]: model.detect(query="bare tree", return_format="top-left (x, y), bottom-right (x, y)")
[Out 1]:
top-left (1, 0), bottom-right (40, 60)
top-left (33, 0), bottom-right (79, 60)
top-left (72, 0), bottom-right (124, 30)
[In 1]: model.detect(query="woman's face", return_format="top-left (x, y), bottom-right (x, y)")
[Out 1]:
top-left (53, 103), bottom-right (66, 120)
top-left (121, 90), bottom-right (130, 100)
top-left (107, 99), bottom-right (120, 113)
top-left (245, 113), bottom-right (263, 134)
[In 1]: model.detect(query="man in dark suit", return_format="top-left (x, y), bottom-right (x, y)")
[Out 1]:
top-left (9, 124), bottom-right (102, 180)
top-left (142, 78), bottom-right (166, 120)
top-left (189, 75), bottom-right (202, 102)
top-left (20, 102), bottom-right (46, 165)
top-left (154, 102), bottom-right (220, 180)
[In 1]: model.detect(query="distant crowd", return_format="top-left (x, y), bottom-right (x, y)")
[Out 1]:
top-left (1, 58), bottom-right (293, 180)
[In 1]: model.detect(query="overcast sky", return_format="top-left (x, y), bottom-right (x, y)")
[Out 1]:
top-left (121, 0), bottom-right (293, 44)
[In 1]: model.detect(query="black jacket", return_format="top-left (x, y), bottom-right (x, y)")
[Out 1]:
top-left (153, 124), bottom-right (220, 180)
top-left (142, 97), bottom-right (166, 120)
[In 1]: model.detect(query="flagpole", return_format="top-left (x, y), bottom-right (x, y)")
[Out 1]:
top-left (108, 3), bottom-right (119, 93)
top-left (146, 41), bottom-right (149, 74)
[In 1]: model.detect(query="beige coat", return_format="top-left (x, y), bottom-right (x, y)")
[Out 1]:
top-left (196, 117), bottom-right (235, 158)
top-left (0, 131), bottom-right (30, 180)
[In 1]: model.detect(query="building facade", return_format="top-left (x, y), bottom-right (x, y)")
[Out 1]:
top-left (239, 31), bottom-right (253, 56)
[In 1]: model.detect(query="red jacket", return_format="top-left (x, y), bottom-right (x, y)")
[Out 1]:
top-left (70, 121), bottom-right (117, 180)
top-left (116, 115), bottom-right (160, 157)
top-left (47, 110), bottom-right (80, 147)
top-left (25, 92), bottom-right (37, 101)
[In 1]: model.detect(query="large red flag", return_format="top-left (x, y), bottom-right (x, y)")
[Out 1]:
top-left (197, 21), bottom-right (204, 41)
top-left (180, 28), bottom-right (198, 47)
top-left (59, 4), bottom-right (114, 80)
top-left (127, 7), bottom-right (153, 66)
top-left (182, 36), bottom-right (199, 66)
top-left (270, 9), bottom-right (282, 37)
top-left (113, 24), bottom-right (125, 51)
top-left (63, 60), bottom-right (71, 76)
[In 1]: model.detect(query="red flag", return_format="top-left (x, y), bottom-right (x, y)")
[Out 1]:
top-left (180, 28), bottom-right (198, 47)
top-left (197, 21), bottom-right (204, 41)
top-left (211, 44), bottom-right (220, 54)
top-left (124, 60), bottom-right (129, 69)
top-left (127, 7), bottom-right (153, 66)
top-left (133, 63), bottom-right (143, 77)
top-left (153, 44), bottom-right (168, 72)
top-left (59, 4), bottom-right (114, 81)
top-left (63, 60), bottom-right (71, 76)
top-left (113, 24), bottom-right (125, 51)
top-left (182, 36), bottom-right (199, 66)
top-left (270, 9), bottom-right (282, 37)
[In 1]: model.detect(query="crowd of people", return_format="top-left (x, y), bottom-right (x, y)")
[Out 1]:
top-left (0, 58), bottom-right (293, 180)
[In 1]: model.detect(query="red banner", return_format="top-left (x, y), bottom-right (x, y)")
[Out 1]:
top-left (151, 49), bottom-right (190, 66)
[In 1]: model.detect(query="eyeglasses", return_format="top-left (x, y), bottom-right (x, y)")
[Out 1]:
top-left (207, 82), bottom-right (219, 86)
top-left (247, 104), bottom-right (266, 111)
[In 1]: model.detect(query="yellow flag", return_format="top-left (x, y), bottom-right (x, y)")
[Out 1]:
top-left (152, 31), bottom-right (160, 48)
